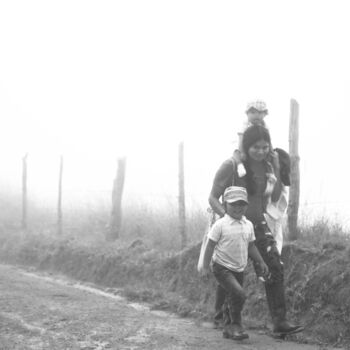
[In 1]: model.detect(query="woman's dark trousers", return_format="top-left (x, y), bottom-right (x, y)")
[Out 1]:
top-left (254, 222), bottom-right (300, 333)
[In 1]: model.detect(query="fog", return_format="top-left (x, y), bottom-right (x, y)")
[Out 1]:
top-left (1, 1), bottom-right (350, 228)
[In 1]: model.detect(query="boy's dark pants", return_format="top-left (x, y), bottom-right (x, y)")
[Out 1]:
top-left (212, 262), bottom-right (245, 327)
top-left (214, 285), bottom-right (226, 323)
top-left (214, 225), bottom-right (287, 329)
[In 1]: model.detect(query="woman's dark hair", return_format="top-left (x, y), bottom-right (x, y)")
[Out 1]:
top-left (242, 125), bottom-right (272, 195)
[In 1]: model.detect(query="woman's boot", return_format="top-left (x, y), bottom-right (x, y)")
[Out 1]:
top-left (265, 281), bottom-right (303, 334)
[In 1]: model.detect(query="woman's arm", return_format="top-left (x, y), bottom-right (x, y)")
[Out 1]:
top-left (208, 159), bottom-right (234, 217)
top-left (208, 193), bottom-right (226, 218)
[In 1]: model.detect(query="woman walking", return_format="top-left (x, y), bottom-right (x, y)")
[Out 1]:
top-left (208, 124), bottom-right (303, 337)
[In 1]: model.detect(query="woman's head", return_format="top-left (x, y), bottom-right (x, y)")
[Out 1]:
top-left (242, 125), bottom-right (271, 162)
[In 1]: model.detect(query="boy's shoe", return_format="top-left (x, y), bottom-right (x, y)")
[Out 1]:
top-left (213, 318), bottom-right (224, 329)
top-left (238, 331), bottom-right (249, 340)
top-left (236, 325), bottom-right (249, 339)
top-left (223, 325), bottom-right (248, 340)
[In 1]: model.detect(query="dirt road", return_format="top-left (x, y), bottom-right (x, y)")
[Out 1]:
top-left (0, 264), bottom-right (337, 350)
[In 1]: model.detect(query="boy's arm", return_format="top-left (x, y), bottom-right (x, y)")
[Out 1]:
top-left (201, 239), bottom-right (216, 277)
top-left (248, 242), bottom-right (269, 276)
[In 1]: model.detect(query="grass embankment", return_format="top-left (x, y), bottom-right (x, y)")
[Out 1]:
top-left (0, 218), bottom-right (350, 347)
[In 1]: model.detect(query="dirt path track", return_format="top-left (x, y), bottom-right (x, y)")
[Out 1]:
top-left (0, 264), bottom-right (336, 349)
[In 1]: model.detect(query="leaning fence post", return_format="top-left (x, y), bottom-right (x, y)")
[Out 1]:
top-left (57, 155), bottom-right (64, 235)
top-left (22, 153), bottom-right (28, 230)
top-left (109, 157), bottom-right (127, 241)
top-left (288, 99), bottom-right (300, 240)
top-left (178, 141), bottom-right (187, 250)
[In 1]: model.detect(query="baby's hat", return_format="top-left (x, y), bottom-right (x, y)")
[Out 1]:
top-left (246, 100), bottom-right (268, 113)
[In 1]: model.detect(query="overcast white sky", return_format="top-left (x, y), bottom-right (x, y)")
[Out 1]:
top-left (1, 1), bottom-right (350, 225)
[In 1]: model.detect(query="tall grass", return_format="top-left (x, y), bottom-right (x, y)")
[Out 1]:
top-left (0, 194), bottom-right (209, 250)
top-left (298, 217), bottom-right (350, 249)
top-left (1, 191), bottom-right (349, 251)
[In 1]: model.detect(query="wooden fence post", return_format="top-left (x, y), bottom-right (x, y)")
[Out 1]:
top-left (109, 157), bottom-right (127, 241)
top-left (57, 155), bottom-right (64, 235)
top-left (178, 141), bottom-right (187, 249)
top-left (288, 99), bottom-right (300, 240)
top-left (22, 153), bottom-right (28, 230)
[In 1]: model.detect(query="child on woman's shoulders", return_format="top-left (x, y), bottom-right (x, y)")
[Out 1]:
top-left (234, 99), bottom-right (278, 178)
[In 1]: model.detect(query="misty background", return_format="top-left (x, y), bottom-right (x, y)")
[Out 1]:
top-left (1, 1), bottom-right (350, 229)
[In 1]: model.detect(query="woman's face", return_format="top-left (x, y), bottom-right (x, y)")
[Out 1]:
top-left (248, 139), bottom-right (270, 162)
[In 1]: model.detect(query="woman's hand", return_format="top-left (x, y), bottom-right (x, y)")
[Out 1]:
top-left (259, 262), bottom-right (269, 278)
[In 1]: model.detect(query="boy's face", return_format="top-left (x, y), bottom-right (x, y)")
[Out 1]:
top-left (226, 200), bottom-right (248, 220)
top-left (246, 108), bottom-right (267, 124)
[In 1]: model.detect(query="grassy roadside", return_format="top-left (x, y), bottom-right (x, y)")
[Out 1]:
top-left (0, 221), bottom-right (350, 348)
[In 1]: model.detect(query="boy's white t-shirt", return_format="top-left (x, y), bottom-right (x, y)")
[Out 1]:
top-left (208, 214), bottom-right (255, 272)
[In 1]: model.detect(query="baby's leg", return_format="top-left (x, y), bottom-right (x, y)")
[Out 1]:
top-left (233, 149), bottom-right (242, 163)
top-left (232, 150), bottom-right (246, 177)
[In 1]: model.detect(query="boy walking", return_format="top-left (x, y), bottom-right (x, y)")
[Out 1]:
top-left (201, 186), bottom-right (269, 340)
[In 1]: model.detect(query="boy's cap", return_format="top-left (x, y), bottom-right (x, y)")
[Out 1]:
top-left (246, 100), bottom-right (268, 113)
top-left (223, 186), bottom-right (248, 204)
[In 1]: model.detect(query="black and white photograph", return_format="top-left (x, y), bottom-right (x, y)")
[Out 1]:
top-left (0, 1), bottom-right (349, 349)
